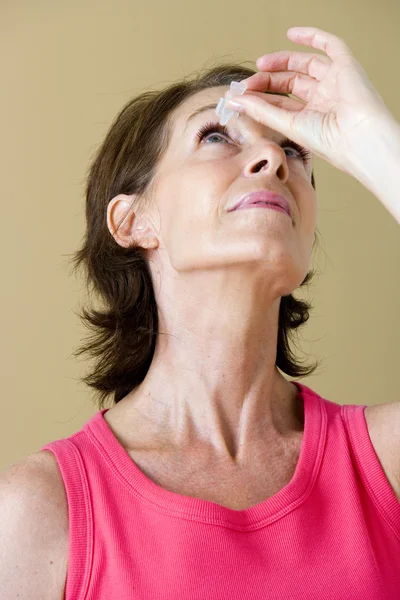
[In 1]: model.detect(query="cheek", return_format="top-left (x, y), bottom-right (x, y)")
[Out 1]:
top-left (185, 166), bottom-right (231, 213)
top-left (156, 192), bottom-right (206, 252)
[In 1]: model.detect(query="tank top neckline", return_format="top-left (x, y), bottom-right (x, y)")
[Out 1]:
top-left (84, 381), bottom-right (326, 528)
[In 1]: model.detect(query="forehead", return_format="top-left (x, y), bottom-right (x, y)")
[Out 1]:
top-left (172, 87), bottom-right (228, 129)
top-left (182, 86), bottom-right (228, 110)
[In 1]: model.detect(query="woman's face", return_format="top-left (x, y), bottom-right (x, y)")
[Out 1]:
top-left (133, 86), bottom-right (317, 296)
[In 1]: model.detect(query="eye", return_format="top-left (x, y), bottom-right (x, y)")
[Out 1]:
top-left (282, 138), bottom-right (312, 164)
top-left (196, 122), bottom-right (230, 144)
top-left (196, 121), bottom-right (311, 164)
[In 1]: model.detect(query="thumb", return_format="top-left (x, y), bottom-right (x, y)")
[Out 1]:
top-left (226, 93), bottom-right (296, 139)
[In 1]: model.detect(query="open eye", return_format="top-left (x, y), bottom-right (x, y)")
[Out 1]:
top-left (283, 140), bottom-right (312, 163)
top-left (196, 122), bottom-right (230, 143)
top-left (196, 121), bottom-right (311, 164)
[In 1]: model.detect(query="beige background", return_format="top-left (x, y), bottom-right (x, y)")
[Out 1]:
top-left (1, 1), bottom-right (399, 471)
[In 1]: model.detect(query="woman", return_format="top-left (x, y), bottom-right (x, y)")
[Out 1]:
top-left (2, 26), bottom-right (400, 599)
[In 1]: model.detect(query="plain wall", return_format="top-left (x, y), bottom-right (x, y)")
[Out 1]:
top-left (1, 0), bottom-right (399, 470)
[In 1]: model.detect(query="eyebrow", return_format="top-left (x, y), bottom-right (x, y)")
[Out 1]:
top-left (184, 103), bottom-right (219, 133)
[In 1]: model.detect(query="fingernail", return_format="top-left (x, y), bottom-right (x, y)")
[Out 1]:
top-left (225, 99), bottom-right (244, 112)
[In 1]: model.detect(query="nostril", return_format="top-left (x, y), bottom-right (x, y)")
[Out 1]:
top-left (253, 160), bottom-right (268, 173)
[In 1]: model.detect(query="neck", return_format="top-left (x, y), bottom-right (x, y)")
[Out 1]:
top-left (115, 284), bottom-right (303, 465)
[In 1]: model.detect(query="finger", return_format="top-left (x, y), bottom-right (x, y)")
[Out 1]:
top-left (238, 91), bottom-right (306, 112)
top-left (286, 26), bottom-right (354, 61)
top-left (235, 71), bottom-right (319, 103)
top-left (225, 93), bottom-right (297, 140)
top-left (255, 51), bottom-right (331, 82)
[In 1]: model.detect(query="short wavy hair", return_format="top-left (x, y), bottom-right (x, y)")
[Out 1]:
top-left (69, 62), bottom-right (321, 410)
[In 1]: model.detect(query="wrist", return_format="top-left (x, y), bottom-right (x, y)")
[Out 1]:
top-left (346, 109), bottom-right (400, 223)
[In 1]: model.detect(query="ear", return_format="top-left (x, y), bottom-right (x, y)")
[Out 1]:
top-left (107, 194), bottom-right (158, 250)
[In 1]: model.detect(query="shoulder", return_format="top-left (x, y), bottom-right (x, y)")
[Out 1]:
top-left (364, 402), bottom-right (400, 502)
top-left (1, 449), bottom-right (68, 516)
top-left (0, 450), bottom-right (68, 598)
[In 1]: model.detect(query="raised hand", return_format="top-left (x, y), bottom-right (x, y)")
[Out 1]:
top-left (225, 26), bottom-right (390, 177)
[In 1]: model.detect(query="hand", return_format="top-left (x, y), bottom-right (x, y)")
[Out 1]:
top-left (225, 26), bottom-right (390, 177)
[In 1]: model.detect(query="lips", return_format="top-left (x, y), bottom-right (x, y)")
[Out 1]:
top-left (229, 191), bottom-right (292, 218)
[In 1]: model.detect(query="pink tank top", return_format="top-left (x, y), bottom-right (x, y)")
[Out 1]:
top-left (40, 382), bottom-right (400, 599)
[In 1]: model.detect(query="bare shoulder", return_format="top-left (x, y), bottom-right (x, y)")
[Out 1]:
top-left (0, 450), bottom-right (68, 599)
top-left (364, 402), bottom-right (400, 502)
top-left (1, 449), bottom-right (69, 523)
top-left (2, 448), bottom-right (63, 483)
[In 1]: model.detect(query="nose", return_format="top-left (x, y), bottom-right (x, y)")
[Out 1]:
top-left (245, 145), bottom-right (290, 183)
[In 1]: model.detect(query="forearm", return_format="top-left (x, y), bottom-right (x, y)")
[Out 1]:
top-left (347, 110), bottom-right (400, 225)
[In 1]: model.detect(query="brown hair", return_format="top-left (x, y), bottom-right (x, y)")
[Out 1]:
top-left (69, 61), bottom-right (321, 410)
